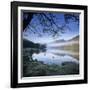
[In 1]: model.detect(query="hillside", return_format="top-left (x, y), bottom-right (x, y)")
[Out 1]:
top-left (23, 39), bottom-right (40, 48)
top-left (68, 35), bottom-right (79, 42)
top-left (52, 39), bottom-right (66, 43)
top-left (59, 35), bottom-right (79, 52)
top-left (51, 35), bottom-right (79, 44)
top-left (50, 35), bottom-right (79, 60)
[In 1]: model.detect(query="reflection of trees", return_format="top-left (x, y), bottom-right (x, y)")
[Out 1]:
top-left (23, 39), bottom-right (46, 57)
top-left (23, 12), bottom-right (79, 38)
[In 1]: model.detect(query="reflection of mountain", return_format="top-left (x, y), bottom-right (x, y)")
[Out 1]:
top-left (49, 35), bottom-right (79, 60)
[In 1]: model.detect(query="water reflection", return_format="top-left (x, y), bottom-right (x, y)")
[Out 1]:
top-left (32, 50), bottom-right (79, 65)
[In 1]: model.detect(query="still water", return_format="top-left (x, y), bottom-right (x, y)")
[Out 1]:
top-left (32, 49), bottom-right (79, 65)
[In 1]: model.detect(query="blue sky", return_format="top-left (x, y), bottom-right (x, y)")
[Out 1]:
top-left (23, 12), bottom-right (79, 44)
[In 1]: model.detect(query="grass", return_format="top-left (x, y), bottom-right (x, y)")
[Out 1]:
top-left (22, 53), bottom-right (79, 77)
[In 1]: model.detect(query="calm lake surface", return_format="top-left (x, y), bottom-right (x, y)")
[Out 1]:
top-left (32, 48), bottom-right (79, 65)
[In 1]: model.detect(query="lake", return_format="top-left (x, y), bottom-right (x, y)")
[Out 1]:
top-left (32, 48), bottom-right (79, 65)
top-left (23, 47), bottom-right (79, 77)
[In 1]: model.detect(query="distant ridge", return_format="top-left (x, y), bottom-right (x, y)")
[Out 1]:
top-left (68, 35), bottom-right (79, 42)
top-left (23, 38), bottom-right (40, 48)
top-left (50, 39), bottom-right (66, 44)
top-left (51, 35), bottom-right (79, 44)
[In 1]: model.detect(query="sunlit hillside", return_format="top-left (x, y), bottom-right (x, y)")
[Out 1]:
top-left (47, 35), bottom-right (79, 60)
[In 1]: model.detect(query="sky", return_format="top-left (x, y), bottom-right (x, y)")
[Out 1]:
top-left (23, 12), bottom-right (80, 44)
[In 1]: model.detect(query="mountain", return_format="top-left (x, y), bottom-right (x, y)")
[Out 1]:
top-left (68, 35), bottom-right (79, 42)
top-left (55, 39), bottom-right (66, 43)
top-left (23, 39), bottom-right (46, 52)
top-left (50, 35), bottom-right (79, 60)
top-left (51, 35), bottom-right (79, 44)
top-left (23, 39), bottom-right (40, 48)
top-left (50, 39), bottom-right (66, 44)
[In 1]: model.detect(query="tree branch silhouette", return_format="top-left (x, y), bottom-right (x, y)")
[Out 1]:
top-left (23, 12), bottom-right (79, 37)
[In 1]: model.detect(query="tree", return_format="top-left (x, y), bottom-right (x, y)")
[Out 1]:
top-left (64, 13), bottom-right (79, 25)
top-left (23, 12), bottom-right (79, 38)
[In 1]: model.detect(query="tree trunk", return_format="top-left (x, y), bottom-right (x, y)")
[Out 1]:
top-left (23, 12), bottom-right (33, 31)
